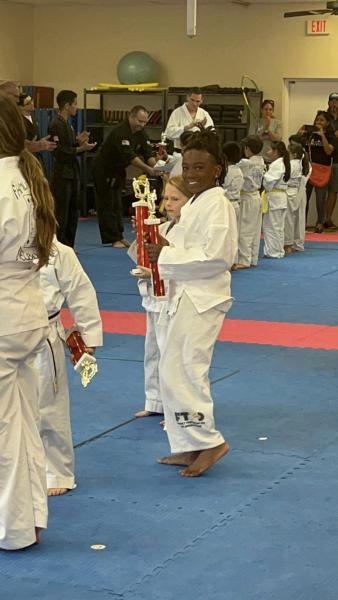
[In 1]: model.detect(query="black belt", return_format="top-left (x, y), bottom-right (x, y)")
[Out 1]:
top-left (173, 148), bottom-right (182, 154)
top-left (48, 310), bottom-right (60, 321)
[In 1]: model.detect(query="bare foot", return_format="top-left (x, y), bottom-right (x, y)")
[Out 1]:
top-left (232, 263), bottom-right (250, 271)
top-left (48, 487), bottom-right (69, 496)
top-left (35, 527), bottom-right (41, 544)
top-left (157, 451), bottom-right (200, 466)
top-left (180, 442), bottom-right (230, 477)
top-left (160, 420), bottom-right (165, 428)
top-left (134, 410), bottom-right (153, 418)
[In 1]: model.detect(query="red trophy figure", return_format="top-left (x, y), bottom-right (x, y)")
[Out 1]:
top-left (66, 329), bottom-right (98, 388)
top-left (144, 189), bottom-right (166, 298)
top-left (132, 175), bottom-right (150, 270)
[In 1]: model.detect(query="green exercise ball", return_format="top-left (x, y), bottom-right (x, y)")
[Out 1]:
top-left (117, 51), bottom-right (159, 85)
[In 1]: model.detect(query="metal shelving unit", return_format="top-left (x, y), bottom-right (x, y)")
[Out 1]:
top-left (82, 88), bottom-right (168, 213)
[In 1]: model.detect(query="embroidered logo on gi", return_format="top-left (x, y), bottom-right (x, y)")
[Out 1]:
top-left (121, 139), bottom-right (130, 146)
top-left (175, 412), bottom-right (205, 428)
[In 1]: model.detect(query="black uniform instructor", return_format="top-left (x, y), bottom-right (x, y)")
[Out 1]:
top-left (92, 105), bottom-right (156, 248)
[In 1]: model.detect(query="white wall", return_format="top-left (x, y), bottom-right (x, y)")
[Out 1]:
top-left (31, 3), bottom-right (338, 114)
top-left (0, 1), bottom-right (34, 84)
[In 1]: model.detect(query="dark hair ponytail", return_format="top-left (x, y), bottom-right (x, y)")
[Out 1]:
top-left (271, 141), bottom-right (291, 182)
top-left (289, 141), bottom-right (310, 177)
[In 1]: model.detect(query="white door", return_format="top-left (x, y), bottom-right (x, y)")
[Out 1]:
top-left (284, 78), bottom-right (338, 139)
top-left (283, 78), bottom-right (338, 226)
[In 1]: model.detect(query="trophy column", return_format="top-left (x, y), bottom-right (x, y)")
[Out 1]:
top-left (132, 176), bottom-right (151, 268)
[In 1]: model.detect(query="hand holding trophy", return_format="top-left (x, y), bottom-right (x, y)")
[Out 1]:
top-left (66, 329), bottom-right (98, 388)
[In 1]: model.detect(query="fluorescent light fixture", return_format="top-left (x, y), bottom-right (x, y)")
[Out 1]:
top-left (187, 0), bottom-right (197, 37)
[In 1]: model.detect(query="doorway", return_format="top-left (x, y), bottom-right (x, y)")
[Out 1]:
top-left (283, 78), bottom-right (338, 226)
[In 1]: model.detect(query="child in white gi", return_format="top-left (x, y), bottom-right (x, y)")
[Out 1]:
top-left (129, 176), bottom-right (191, 418)
top-left (146, 131), bottom-right (238, 477)
top-left (284, 140), bottom-right (311, 255)
top-left (0, 93), bottom-right (55, 550)
top-left (234, 135), bottom-right (265, 269)
top-left (35, 239), bottom-right (102, 496)
top-left (222, 142), bottom-right (244, 266)
top-left (222, 141), bottom-right (244, 222)
top-left (262, 141), bottom-right (291, 258)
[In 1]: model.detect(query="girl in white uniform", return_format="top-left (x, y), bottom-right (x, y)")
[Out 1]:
top-left (35, 240), bottom-right (102, 496)
top-left (262, 141), bottom-right (291, 259)
top-left (129, 177), bottom-right (191, 418)
top-left (284, 141), bottom-right (310, 255)
top-left (0, 93), bottom-right (55, 550)
top-left (234, 136), bottom-right (265, 269)
top-left (146, 132), bottom-right (238, 477)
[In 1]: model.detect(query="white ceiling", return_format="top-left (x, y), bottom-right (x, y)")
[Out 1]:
top-left (0, 0), bottom-right (329, 6)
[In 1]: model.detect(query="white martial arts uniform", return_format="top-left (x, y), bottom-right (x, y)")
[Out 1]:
top-left (129, 221), bottom-right (174, 413)
top-left (284, 159), bottom-right (303, 248)
top-left (262, 157), bottom-right (288, 258)
top-left (165, 104), bottom-right (214, 150)
top-left (293, 166), bottom-right (312, 252)
top-left (158, 187), bottom-right (238, 454)
top-left (237, 155), bottom-right (265, 266)
top-left (0, 156), bottom-right (49, 550)
top-left (169, 153), bottom-right (183, 178)
top-left (222, 163), bottom-right (244, 221)
top-left (35, 240), bottom-right (102, 490)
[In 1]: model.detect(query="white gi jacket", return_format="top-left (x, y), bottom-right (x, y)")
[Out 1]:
top-left (165, 104), bottom-right (214, 148)
top-left (263, 157), bottom-right (288, 210)
top-left (158, 187), bottom-right (238, 314)
top-left (39, 240), bottom-right (103, 348)
top-left (238, 155), bottom-right (265, 193)
top-left (222, 164), bottom-right (244, 201)
top-left (0, 156), bottom-right (48, 336)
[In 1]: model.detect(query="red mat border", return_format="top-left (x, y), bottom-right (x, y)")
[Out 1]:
top-left (61, 310), bottom-right (338, 351)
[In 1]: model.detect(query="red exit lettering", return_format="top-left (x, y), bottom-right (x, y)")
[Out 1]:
top-left (311, 20), bottom-right (326, 33)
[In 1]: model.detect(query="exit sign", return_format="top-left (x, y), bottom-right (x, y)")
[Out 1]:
top-left (306, 19), bottom-right (330, 35)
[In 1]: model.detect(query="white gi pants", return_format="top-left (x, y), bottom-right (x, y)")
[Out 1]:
top-left (263, 208), bottom-right (287, 258)
top-left (159, 293), bottom-right (225, 454)
top-left (284, 188), bottom-right (300, 246)
top-left (237, 192), bottom-right (262, 266)
top-left (0, 327), bottom-right (48, 550)
top-left (144, 311), bottom-right (168, 414)
top-left (293, 185), bottom-right (307, 252)
top-left (230, 200), bottom-right (240, 264)
top-left (35, 321), bottom-right (75, 490)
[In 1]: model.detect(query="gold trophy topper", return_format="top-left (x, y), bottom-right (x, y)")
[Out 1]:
top-left (79, 357), bottom-right (98, 388)
top-left (146, 189), bottom-right (158, 220)
top-left (132, 175), bottom-right (150, 204)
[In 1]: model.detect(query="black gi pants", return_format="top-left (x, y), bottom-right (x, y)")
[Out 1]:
top-left (93, 165), bottom-right (124, 244)
top-left (51, 177), bottom-right (79, 248)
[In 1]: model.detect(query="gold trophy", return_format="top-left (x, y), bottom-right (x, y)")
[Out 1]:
top-left (66, 330), bottom-right (98, 388)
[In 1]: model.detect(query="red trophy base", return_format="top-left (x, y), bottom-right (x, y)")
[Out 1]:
top-left (132, 201), bottom-right (150, 268)
top-left (144, 217), bottom-right (166, 298)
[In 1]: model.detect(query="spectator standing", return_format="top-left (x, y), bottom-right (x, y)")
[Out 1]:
top-left (48, 90), bottom-right (96, 248)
